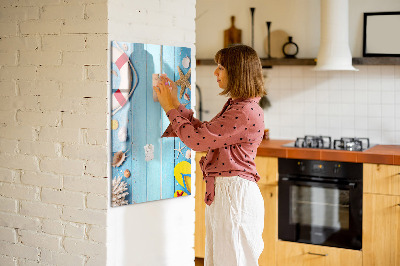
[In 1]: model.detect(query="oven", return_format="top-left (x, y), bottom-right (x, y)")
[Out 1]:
top-left (278, 158), bottom-right (363, 250)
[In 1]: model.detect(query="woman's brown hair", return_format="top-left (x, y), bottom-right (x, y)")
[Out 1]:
top-left (214, 44), bottom-right (267, 99)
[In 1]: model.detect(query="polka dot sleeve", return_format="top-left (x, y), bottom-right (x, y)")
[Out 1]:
top-left (161, 104), bottom-right (203, 138)
top-left (166, 106), bottom-right (249, 152)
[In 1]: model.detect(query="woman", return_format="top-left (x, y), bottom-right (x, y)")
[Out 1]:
top-left (153, 44), bottom-right (266, 266)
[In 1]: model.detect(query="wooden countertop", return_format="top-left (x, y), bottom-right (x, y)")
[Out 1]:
top-left (257, 139), bottom-right (400, 165)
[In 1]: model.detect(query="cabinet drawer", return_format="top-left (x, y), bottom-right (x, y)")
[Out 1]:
top-left (277, 241), bottom-right (362, 266)
top-left (364, 164), bottom-right (400, 196)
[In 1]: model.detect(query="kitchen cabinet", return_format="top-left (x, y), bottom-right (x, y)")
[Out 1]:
top-left (256, 156), bottom-right (278, 266)
top-left (259, 184), bottom-right (278, 266)
top-left (195, 156), bottom-right (400, 265)
top-left (255, 156), bottom-right (278, 186)
top-left (363, 163), bottom-right (400, 196)
top-left (363, 193), bottom-right (400, 266)
top-left (195, 151), bottom-right (207, 258)
top-left (363, 163), bottom-right (400, 266)
top-left (276, 241), bottom-right (362, 266)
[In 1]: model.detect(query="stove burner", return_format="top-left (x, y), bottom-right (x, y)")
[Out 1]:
top-left (286, 136), bottom-right (372, 151)
top-left (333, 137), bottom-right (370, 151)
top-left (295, 135), bottom-right (332, 149)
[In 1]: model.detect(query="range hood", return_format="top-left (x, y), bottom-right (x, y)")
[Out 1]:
top-left (314, 0), bottom-right (358, 71)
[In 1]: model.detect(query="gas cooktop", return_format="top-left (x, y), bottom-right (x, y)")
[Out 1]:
top-left (282, 135), bottom-right (375, 151)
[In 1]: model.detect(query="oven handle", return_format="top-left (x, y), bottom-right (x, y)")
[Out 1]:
top-left (280, 177), bottom-right (357, 189)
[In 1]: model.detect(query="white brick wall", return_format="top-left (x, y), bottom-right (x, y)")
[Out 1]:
top-left (0, 0), bottom-right (108, 265)
top-left (1, 0), bottom-right (197, 264)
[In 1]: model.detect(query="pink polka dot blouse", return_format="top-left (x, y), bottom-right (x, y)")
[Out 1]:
top-left (161, 97), bottom-right (265, 205)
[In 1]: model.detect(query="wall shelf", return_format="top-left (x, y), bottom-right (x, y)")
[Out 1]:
top-left (352, 57), bottom-right (400, 65)
top-left (196, 57), bottom-right (400, 67)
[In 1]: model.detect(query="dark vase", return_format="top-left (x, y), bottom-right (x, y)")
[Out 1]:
top-left (282, 36), bottom-right (299, 58)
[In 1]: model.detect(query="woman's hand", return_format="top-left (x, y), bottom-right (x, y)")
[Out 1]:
top-left (164, 76), bottom-right (180, 109)
top-left (153, 77), bottom-right (175, 114)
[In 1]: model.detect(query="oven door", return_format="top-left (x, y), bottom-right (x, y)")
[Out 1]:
top-left (278, 176), bottom-right (362, 250)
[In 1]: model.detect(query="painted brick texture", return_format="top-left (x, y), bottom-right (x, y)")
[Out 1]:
top-left (0, 0), bottom-right (108, 265)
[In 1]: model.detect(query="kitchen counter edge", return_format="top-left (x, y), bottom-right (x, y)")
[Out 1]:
top-left (255, 139), bottom-right (400, 165)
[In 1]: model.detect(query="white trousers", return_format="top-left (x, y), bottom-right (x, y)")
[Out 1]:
top-left (205, 176), bottom-right (265, 266)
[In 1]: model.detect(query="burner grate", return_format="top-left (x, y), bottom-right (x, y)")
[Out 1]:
top-left (295, 135), bottom-right (332, 149)
top-left (333, 137), bottom-right (370, 151)
top-left (286, 136), bottom-right (372, 151)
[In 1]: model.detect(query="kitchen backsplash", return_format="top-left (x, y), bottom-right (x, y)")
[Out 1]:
top-left (196, 65), bottom-right (400, 145)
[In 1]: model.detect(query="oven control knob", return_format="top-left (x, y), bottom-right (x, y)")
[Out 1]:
top-left (298, 161), bottom-right (305, 171)
top-left (334, 164), bottom-right (341, 174)
top-left (334, 167), bottom-right (339, 174)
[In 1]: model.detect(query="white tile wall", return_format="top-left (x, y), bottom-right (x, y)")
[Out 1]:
top-left (196, 65), bottom-right (400, 145)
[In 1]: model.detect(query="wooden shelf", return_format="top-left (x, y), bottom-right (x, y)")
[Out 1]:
top-left (196, 57), bottom-right (400, 67)
top-left (195, 58), bottom-right (315, 67)
top-left (260, 58), bottom-right (316, 67)
top-left (352, 57), bottom-right (400, 65)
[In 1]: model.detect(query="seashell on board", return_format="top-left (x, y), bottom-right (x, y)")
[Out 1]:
top-left (111, 119), bottom-right (119, 130)
top-left (124, 169), bottom-right (131, 178)
top-left (185, 150), bottom-right (191, 159)
top-left (144, 144), bottom-right (154, 161)
top-left (184, 92), bottom-right (190, 101)
top-left (118, 126), bottom-right (127, 142)
top-left (112, 150), bottom-right (127, 167)
top-left (182, 56), bottom-right (190, 68)
top-left (122, 43), bottom-right (128, 51)
top-left (111, 70), bottom-right (118, 78)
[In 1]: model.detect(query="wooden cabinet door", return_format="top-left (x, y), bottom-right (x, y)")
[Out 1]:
top-left (276, 241), bottom-right (362, 266)
top-left (363, 193), bottom-right (400, 266)
top-left (259, 185), bottom-right (278, 266)
top-left (364, 164), bottom-right (400, 196)
top-left (255, 156), bottom-right (278, 186)
top-left (194, 151), bottom-right (207, 258)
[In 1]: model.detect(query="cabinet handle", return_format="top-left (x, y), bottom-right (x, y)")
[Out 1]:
top-left (307, 252), bottom-right (328, 256)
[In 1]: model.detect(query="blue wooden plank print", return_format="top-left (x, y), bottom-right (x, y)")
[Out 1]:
top-left (146, 44), bottom-right (161, 202)
top-left (174, 47), bottom-right (192, 197)
top-left (110, 41), bottom-right (192, 207)
top-left (161, 45), bottom-right (176, 199)
top-left (130, 43), bottom-right (147, 204)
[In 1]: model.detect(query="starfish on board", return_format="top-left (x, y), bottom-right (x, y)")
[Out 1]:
top-left (174, 142), bottom-right (186, 159)
top-left (175, 66), bottom-right (191, 99)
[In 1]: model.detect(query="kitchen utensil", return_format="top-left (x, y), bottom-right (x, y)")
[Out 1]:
top-left (266, 21), bottom-right (272, 58)
top-left (250, 7), bottom-right (255, 48)
top-left (224, 16), bottom-right (242, 48)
